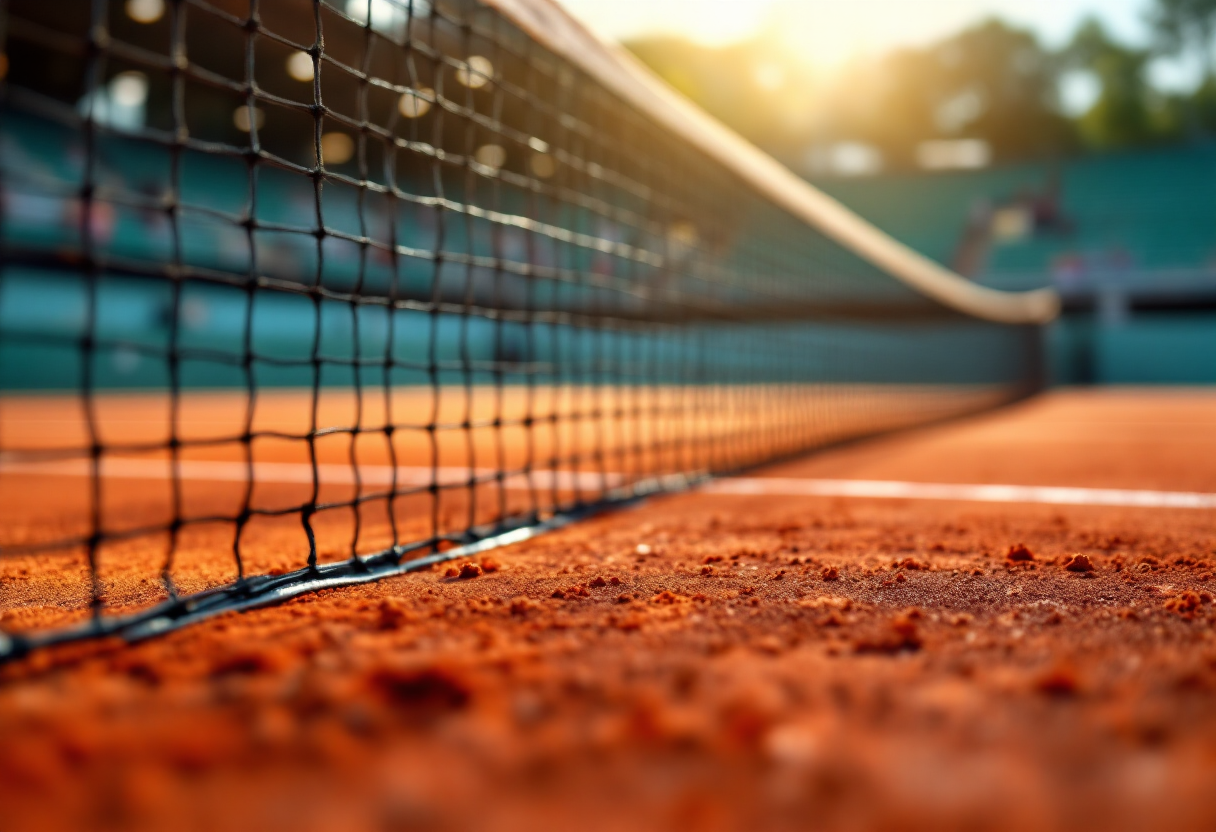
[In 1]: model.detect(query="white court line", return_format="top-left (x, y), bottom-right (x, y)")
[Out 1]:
top-left (2, 458), bottom-right (1214, 510)
top-left (702, 477), bottom-right (1216, 510)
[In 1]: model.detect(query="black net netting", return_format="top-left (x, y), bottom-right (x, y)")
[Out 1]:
top-left (0, 0), bottom-right (1047, 659)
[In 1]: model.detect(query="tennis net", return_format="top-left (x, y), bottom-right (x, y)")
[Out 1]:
top-left (0, 0), bottom-right (1057, 659)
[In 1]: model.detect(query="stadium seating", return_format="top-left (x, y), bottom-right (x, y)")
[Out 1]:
top-left (817, 146), bottom-right (1216, 384)
top-left (816, 145), bottom-right (1216, 287)
top-left (817, 163), bottom-right (1049, 270)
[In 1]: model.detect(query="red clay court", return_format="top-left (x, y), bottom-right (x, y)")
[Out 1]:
top-left (4, 388), bottom-right (1216, 831)
top-left (1, 0), bottom-right (1213, 830)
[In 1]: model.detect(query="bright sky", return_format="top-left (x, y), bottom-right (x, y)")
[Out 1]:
top-left (558, 0), bottom-right (1199, 90)
top-left (559, 0), bottom-right (1146, 55)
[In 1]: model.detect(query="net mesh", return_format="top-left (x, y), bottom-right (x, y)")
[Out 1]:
top-left (0, 0), bottom-right (1045, 656)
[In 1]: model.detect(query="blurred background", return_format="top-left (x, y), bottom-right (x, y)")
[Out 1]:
top-left (566, 0), bottom-right (1216, 385)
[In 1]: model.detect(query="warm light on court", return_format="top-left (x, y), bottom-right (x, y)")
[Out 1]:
top-left (0, 54), bottom-right (8, 82)
top-left (321, 132), bottom-right (355, 164)
top-left (474, 144), bottom-right (507, 170)
top-left (398, 88), bottom-right (433, 118)
top-left (232, 106), bottom-right (264, 132)
top-left (125, 0), bottom-right (165, 24)
top-left (110, 72), bottom-right (149, 107)
top-left (457, 56), bottom-right (493, 89)
top-left (286, 51), bottom-right (314, 82)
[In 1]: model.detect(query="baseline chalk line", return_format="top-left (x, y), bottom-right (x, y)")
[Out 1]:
top-left (702, 477), bottom-right (1216, 510)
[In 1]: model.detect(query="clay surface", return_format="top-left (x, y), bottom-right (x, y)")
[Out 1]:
top-left (2, 390), bottom-right (1215, 832)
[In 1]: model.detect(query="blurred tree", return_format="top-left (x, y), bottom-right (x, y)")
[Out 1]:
top-left (1148, 0), bottom-right (1216, 135)
top-left (936, 20), bottom-right (1073, 160)
top-left (1066, 18), bottom-right (1178, 149)
top-left (1192, 77), bottom-right (1216, 132)
top-left (624, 36), bottom-right (818, 164)
top-left (1149, 0), bottom-right (1216, 79)
top-left (629, 20), bottom-right (1071, 172)
top-left (838, 47), bottom-right (942, 169)
top-left (625, 14), bottom-right (1201, 174)
top-left (853, 19), bottom-right (1071, 167)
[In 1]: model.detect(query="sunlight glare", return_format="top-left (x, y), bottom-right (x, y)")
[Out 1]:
top-left (557, 0), bottom-right (1108, 70)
